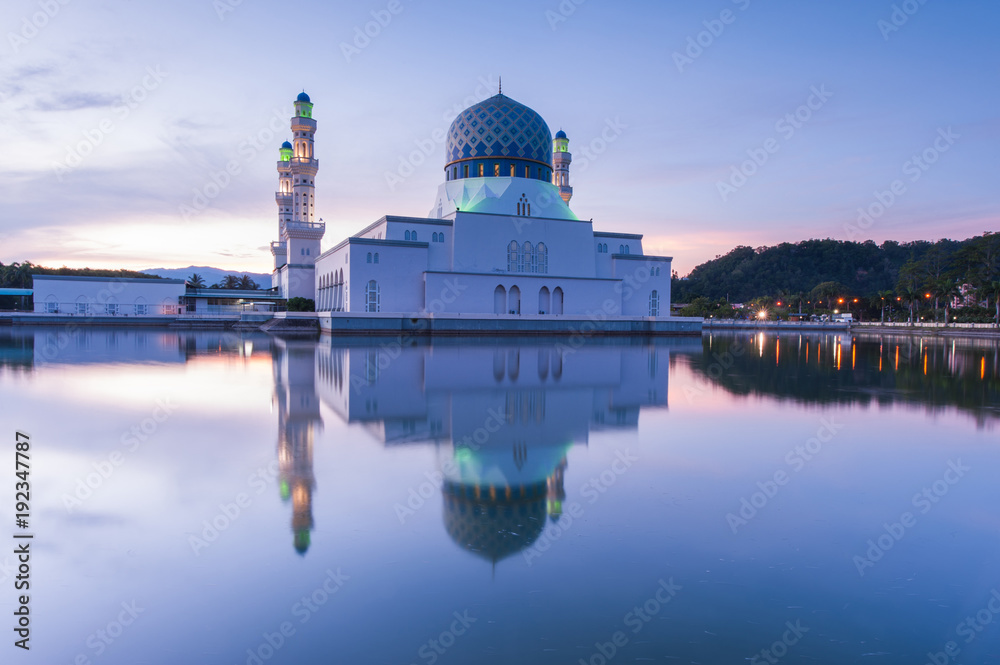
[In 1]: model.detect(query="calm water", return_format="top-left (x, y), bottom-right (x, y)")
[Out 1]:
top-left (1, 328), bottom-right (999, 664)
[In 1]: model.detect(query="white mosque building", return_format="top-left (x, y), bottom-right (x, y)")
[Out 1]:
top-left (270, 90), bottom-right (695, 332)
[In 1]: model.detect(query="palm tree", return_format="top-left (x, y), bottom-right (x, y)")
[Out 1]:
top-left (238, 275), bottom-right (259, 290)
top-left (898, 285), bottom-right (922, 324)
top-left (186, 273), bottom-right (206, 288)
top-left (877, 289), bottom-right (894, 324)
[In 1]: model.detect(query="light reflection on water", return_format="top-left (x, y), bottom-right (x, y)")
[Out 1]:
top-left (1, 327), bottom-right (998, 665)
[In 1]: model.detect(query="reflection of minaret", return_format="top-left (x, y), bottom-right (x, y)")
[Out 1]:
top-left (273, 339), bottom-right (323, 555)
top-left (546, 456), bottom-right (567, 521)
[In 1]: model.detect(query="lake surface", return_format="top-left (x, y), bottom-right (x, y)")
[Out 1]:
top-left (1, 327), bottom-right (998, 664)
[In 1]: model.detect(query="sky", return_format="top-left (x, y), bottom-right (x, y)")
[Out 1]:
top-left (0, 0), bottom-right (997, 276)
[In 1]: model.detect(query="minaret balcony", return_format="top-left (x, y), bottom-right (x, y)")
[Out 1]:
top-left (281, 220), bottom-right (326, 238)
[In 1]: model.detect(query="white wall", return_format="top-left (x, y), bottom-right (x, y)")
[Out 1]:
top-left (424, 272), bottom-right (621, 316)
top-left (32, 277), bottom-right (185, 315)
top-left (450, 211), bottom-right (598, 279)
top-left (612, 257), bottom-right (671, 317)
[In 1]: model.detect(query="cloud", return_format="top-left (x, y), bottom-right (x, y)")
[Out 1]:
top-left (34, 91), bottom-right (120, 112)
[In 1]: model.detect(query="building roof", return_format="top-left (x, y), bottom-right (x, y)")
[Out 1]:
top-left (31, 275), bottom-right (185, 284)
top-left (446, 94), bottom-right (553, 168)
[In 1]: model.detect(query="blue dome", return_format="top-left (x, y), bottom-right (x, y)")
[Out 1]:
top-left (296, 92), bottom-right (311, 103)
top-left (446, 94), bottom-right (552, 169)
top-left (555, 130), bottom-right (567, 140)
top-left (280, 140), bottom-right (293, 149)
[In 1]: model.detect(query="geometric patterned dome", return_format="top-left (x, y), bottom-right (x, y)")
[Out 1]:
top-left (445, 94), bottom-right (553, 169)
top-left (442, 480), bottom-right (547, 565)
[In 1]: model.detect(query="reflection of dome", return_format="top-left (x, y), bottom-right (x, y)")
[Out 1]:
top-left (294, 529), bottom-right (310, 555)
top-left (445, 94), bottom-right (553, 169)
top-left (443, 480), bottom-right (547, 565)
top-left (296, 92), bottom-right (311, 103)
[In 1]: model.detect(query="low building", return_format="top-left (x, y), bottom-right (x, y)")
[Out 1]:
top-left (31, 275), bottom-right (186, 315)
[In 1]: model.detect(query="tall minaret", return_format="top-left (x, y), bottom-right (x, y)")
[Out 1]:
top-left (271, 92), bottom-right (325, 299)
top-left (552, 130), bottom-right (573, 204)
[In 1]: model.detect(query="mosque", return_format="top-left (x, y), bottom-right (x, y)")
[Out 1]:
top-left (269, 90), bottom-right (684, 324)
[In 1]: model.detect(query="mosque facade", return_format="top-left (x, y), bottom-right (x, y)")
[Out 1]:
top-left (270, 91), bottom-right (674, 320)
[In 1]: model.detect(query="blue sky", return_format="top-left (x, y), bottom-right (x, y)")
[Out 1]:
top-left (0, 0), bottom-right (997, 274)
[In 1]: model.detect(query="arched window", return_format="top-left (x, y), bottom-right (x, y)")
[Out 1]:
top-left (538, 286), bottom-right (550, 315)
top-left (521, 242), bottom-right (532, 273)
top-left (365, 280), bottom-right (380, 313)
top-left (649, 290), bottom-right (660, 317)
top-left (536, 243), bottom-right (548, 274)
top-left (366, 252), bottom-right (372, 263)
top-left (404, 230), bottom-right (411, 241)
top-left (494, 285), bottom-right (507, 315)
top-left (507, 241), bottom-right (519, 272)
top-left (374, 253), bottom-right (379, 264)
top-left (508, 286), bottom-right (521, 315)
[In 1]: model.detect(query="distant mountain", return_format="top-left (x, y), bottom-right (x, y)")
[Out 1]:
top-left (140, 266), bottom-right (271, 288)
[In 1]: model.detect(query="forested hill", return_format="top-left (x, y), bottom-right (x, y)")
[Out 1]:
top-left (673, 236), bottom-right (997, 302)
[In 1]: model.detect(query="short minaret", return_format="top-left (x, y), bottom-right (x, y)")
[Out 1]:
top-left (552, 130), bottom-right (573, 204)
top-left (271, 92), bottom-right (325, 299)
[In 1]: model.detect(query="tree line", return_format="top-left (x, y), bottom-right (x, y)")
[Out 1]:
top-left (672, 233), bottom-right (1000, 324)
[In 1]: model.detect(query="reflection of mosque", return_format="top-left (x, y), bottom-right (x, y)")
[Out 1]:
top-left (308, 340), bottom-right (680, 566)
top-left (271, 338), bottom-right (322, 554)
